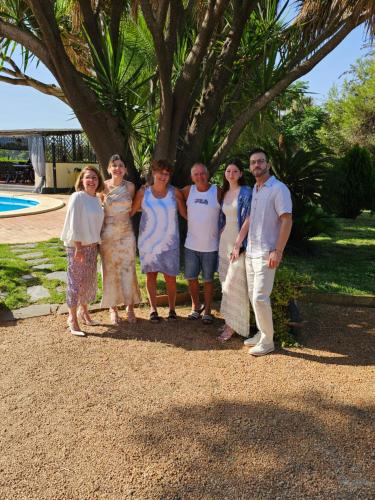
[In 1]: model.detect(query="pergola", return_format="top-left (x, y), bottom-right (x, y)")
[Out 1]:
top-left (0, 129), bottom-right (96, 192)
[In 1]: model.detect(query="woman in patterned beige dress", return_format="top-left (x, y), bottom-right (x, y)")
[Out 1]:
top-left (100, 154), bottom-right (141, 325)
top-left (218, 159), bottom-right (252, 341)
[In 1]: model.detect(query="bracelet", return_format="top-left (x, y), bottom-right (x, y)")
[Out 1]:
top-left (270, 249), bottom-right (283, 255)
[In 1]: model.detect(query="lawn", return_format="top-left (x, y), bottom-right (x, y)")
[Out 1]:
top-left (0, 239), bottom-right (189, 310)
top-left (0, 212), bottom-right (374, 311)
top-left (284, 212), bottom-right (375, 296)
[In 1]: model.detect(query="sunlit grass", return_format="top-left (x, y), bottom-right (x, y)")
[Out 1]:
top-left (284, 212), bottom-right (375, 296)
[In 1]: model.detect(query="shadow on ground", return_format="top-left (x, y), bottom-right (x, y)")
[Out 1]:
top-left (282, 303), bottom-right (375, 366)
top-left (127, 397), bottom-right (375, 498)
top-left (85, 313), bottom-right (245, 352)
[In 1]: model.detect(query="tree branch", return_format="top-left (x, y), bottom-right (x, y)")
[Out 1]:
top-left (0, 19), bottom-right (52, 70)
top-left (0, 53), bottom-right (67, 102)
top-left (0, 72), bottom-right (67, 102)
top-left (172, 0), bottom-right (229, 122)
top-left (210, 15), bottom-right (362, 170)
top-left (185, 0), bottom-right (257, 159)
top-left (78, 0), bottom-right (104, 61)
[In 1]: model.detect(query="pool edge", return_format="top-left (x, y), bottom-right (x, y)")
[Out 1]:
top-left (0, 192), bottom-right (65, 218)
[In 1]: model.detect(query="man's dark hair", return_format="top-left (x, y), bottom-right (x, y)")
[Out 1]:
top-left (249, 147), bottom-right (269, 162)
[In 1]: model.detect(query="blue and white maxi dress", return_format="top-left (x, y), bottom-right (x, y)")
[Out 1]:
top-left (138, 186), bottom-right (180, 276)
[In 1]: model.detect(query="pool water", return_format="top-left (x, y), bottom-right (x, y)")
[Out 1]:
top-left (0, 196), bottom-right (39, 212)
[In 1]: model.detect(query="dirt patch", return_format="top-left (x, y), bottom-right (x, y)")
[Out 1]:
top-left (0, 303), bottom-right (374, 499)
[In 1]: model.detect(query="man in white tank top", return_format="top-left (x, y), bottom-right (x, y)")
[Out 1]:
top-left (181, 163), bottom-right (222, 324)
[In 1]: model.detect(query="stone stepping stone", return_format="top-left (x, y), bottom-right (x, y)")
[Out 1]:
top-left (0, 291), bottom-right (7, 300)
top-left (11, 243), bottom-right (37, 250)
top-left (32, 263), bottom-right (55, 270)
top-left (27, 258), bottom-right (50, 265)
top-left (56, 285), bottom-right (65, 293)
top-left (22, 274), bottom-right (35, 281)
top-left (27, 285), bottom-right (50, 302)
top-left (45, 271), bottom-right (68, 283)
top-left (19, 252), bottom-right (44, 260)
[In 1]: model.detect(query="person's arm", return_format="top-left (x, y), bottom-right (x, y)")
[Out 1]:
top-left (268, 213), bottom-right (292, 269)
top-left (181, 185), bottom-right (191, 202)
top-left (230, 216), bottom-right (250, 262)
top-left (130, 187), bottom-right (144, 216)
top-left (127, 181), bottom-right (136, 199)
top-left (175, 189), bottom-right (187, 220)
top-left (73, 240), bottom-right (84, 263)
top-left (217, 186), bottom-right (223, 203)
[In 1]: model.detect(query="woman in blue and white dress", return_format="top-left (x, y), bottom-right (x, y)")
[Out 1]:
top-left (131, 160), bottom-right (187, 322)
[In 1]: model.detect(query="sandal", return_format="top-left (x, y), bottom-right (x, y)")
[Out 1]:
top-left (167, 310), bottom-right (177, 321)
top-left (217, 327), bottom-right (234, 342)
top-left (187, 305), bottom-right (204, 320)
top-left (150, 311), bottom-right (161, 323)
top-left (202, 314), bottom-right (214, 325)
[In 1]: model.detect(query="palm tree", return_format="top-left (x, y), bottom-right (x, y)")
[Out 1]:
top-left (0, 1), bottom-right (374, 184)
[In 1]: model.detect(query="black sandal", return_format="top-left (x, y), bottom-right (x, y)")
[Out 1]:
top-left (167, 310), bottom-right (177, 321)
top-left (150, 311), bottom-right (161, 323)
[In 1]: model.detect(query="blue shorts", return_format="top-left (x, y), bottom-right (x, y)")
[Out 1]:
top-left (184, 247), bottom-right (218, 282)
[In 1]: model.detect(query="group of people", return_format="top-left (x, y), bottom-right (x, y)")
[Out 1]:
top-left (61, 148), bottom-right (292, 356)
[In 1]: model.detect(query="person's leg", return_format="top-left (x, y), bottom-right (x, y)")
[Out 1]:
top-left (126, 304), bottom-right (136, 323)
top-left (146, 272), bottom-right (158, 312)
top-left (163, 273), bottom-right (177, 311)
top-left (66, 247), bottom-right (84, 334)
top-left (68, 305), bottom-right (80, 330)
top-left (249, 255), bottom-right (276, 346)
top-left (109, 305), bottom-right (119, 325)
top-left (78, 246), bottom-right (99, 324)
top-left (203, 281), bottom-right (213, 315)
top-left (201, 251), bottom-right (218, 316)
top-left (185, 248), bottom-right (202, 312)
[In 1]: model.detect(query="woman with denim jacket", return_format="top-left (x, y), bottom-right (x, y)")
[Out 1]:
top-left (217, 159), bottom-right (252, 341)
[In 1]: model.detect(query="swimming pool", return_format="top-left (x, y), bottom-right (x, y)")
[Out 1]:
top-left (0, 196), bottom-right (40, 213)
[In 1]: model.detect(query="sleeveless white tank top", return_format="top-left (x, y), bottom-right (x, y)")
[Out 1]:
top-left (185, 184), bottom-right (220, 252)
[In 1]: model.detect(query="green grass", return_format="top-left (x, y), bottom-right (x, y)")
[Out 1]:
top-left (284, 212), bottom-right (375, 296)
top-left (0, 238), bottom-right (189, 311)
top-left (1, 212), bottom-right (374, 311)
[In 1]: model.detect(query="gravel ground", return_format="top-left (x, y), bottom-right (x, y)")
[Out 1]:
top-left (0, 303), bottom-right (374, 499)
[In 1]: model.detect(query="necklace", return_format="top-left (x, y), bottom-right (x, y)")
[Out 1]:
top-left (151, 186), bottom-right (167, 198)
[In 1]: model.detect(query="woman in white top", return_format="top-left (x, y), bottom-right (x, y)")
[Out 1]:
top-left (61, 165), bottom-right (104, 336)
top-left (218, 159), bottom-right (252, 341)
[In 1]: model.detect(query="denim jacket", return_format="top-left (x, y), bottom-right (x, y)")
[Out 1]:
top-left (219, 185), bottom-right (252, 250)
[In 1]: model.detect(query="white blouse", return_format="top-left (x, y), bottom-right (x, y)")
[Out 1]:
top-left (61, 191), bottom-right (104, 247)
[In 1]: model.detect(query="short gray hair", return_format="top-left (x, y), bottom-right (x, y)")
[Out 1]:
top-left (191, 162), bottom-right (208, 174)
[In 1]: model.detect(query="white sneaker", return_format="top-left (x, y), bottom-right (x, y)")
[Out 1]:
top-left (243, 332), bottom-right (261, 346)
top-left (248, 342), bottom-right (275, 356)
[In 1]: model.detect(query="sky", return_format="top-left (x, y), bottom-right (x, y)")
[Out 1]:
top-left (0, 23), bottom-right (372, 131)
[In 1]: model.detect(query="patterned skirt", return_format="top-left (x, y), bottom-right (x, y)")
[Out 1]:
top-left (66, 245), bottom-right (98, 308)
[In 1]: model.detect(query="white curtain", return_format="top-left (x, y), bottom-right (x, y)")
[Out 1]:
top-left (28, 135), bottom-right (45, 192)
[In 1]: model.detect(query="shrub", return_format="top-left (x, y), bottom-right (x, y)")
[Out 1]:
top-left (249, 266), bottom-right (311, 347)
top-left (266, 139), bottom-right (336, 244)
top-left (327, 145), bottom-right (375, 219)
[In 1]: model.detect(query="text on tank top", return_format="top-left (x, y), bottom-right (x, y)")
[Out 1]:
top-left (185, 184), bottom-right (220, 252)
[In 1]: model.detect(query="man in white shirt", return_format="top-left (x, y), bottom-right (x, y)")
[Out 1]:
top-left (182, 163), bottom-right (222, 324)
top-left (232, 148), bottom-right (292, 355)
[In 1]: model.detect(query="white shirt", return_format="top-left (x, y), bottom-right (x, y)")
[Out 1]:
top-left (185, 184), bottom-right (220, 252)
top-left (61, 191), bottom-right (104, 247)
top-left (246, 176), bottom-right (292, 258)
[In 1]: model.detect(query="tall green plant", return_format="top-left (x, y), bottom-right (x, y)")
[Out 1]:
top-left (327, 145), bottom-right (375, 219)
top-left (267, 138), bottom-right (336, 243)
